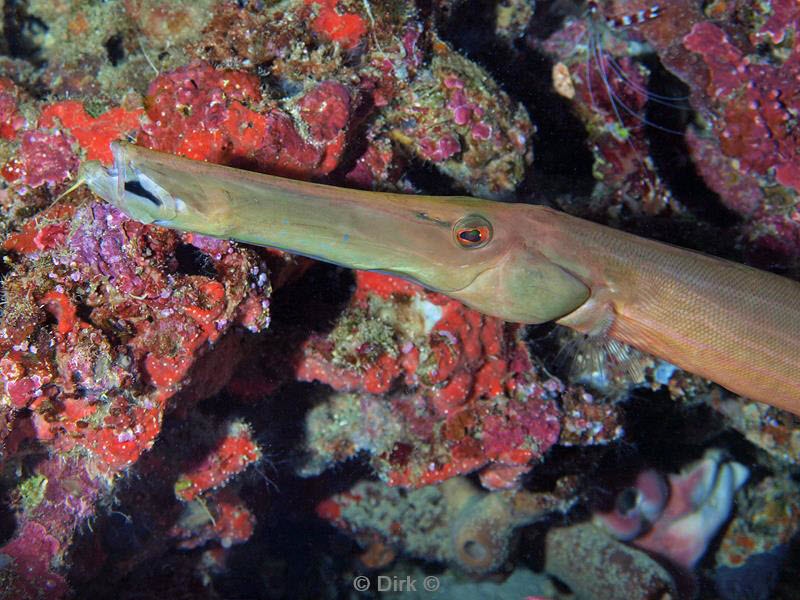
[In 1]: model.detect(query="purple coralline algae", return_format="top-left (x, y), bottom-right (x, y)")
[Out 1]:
top-left (14, 129), bottom-right (79, 190)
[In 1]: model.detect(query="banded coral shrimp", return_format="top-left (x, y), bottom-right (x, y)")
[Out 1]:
top-left (583, 1), bottom-right (685, 137)
top-left (532, 1), bottom-right (716, 223)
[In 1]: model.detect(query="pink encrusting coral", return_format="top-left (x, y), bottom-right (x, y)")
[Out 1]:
top-left (683, 21), bottom-right (800, 195)
top-left (0, 455), bottom-right (105, 600)
top-left (0, 521), bottom-right (70, 599)
top-left (0, 77), bottom-right (27, 140)
top-left (677, 12), bottom-right (800, 264)
top-left (384, 39), bottom-right (534, 198)
top-left (566, 0), bottom-right (800, 266)
top-left (11, 129), bottom-right (79, 189)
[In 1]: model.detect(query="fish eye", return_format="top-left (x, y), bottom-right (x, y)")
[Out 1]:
top-left (453, 214), bottom-right (492, 249)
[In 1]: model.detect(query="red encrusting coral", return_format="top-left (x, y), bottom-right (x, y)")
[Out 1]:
top-left (39, 101), bottom-right (145, 164)
top-left (138, 61), bottom-right (264, 162)
top-left (0, 195), bottom-right (271, 475)
top-left (138, 62), bottom-right (352, 178)
top-left (169, 489), bottom-right (256, 550)
top-left (3, 202), bottom-right (72, 253)
top-left (303, 0), bottom-right (367, 50)
top-left (174, 420), bottom-right (261, 502)
top-left (0, 100), bottom-right (143, 189)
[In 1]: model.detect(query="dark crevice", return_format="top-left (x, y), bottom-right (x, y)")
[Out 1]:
top-left (527, 0), bottom-right (578, 41)
top-left (104, 33), bottom-right (125, 66)
top-left (0, 494), bottom-right (16, 546)
top-left (74, 300), bottom-right (93, 324)
top-left (271, 261), bottom-right (354, 329)
top-left (438, 0), bottom-right (595, 202)
top-left (173, 243), bottom-right (218, 278)
top-left (3, 0), bottom-right (48, 65)
top-left (642, 55), bottom-right (740, 228)
top-left (403, 157), bottom-right (466, 196)
top-left (325, 90), bottom-right (380, 185)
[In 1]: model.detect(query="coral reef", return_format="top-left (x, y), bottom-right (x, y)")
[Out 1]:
top-left (534, 2), bottom-right (678, 218)
top-left (1, 196), bottom-right (270, 473)
top-left (589, 0), bottom-right (800, 269)
top-left (0, 61), bottom-right (271, 592)
top-left (384, 36), bottom-right (534, 198)
top-left (0, 457), bottom-right (96, 599)
top-left (0, 0), bottom-right (797, 598)
top-left (711, 392), bottom-right (800, 464)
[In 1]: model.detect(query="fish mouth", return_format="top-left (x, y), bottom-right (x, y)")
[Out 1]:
top-left (107, 144), bottom-right (179, 223)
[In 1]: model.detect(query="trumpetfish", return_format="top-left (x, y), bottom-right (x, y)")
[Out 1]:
top-left (72, 141), bottom-right (800, 414)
